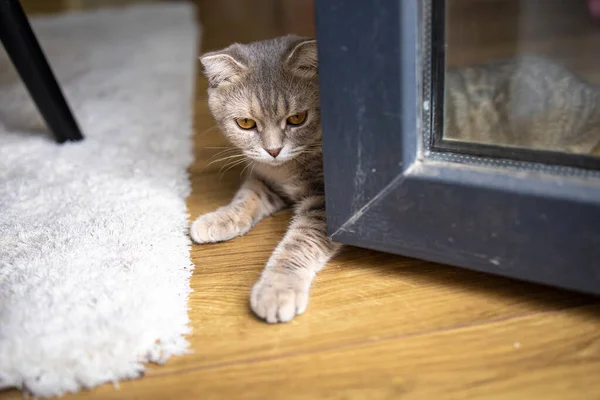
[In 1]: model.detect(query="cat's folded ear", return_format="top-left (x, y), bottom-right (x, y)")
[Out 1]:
top-left (285, 38), bottom-right (318, 78)
top-left (199, 44), bottom-right (247, 87)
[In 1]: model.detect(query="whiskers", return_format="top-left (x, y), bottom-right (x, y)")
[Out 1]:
top-left (198, 124), bottom-right (220, 136)
top-left (200, 146), bottom-right (260, 179)
top-left (199, 143), bottom-right (322, 178)
top-left (240, 160), bottom-right (256, 177)
top-left (289, 143), bottom-right (322, 170)
top-left (205, 147), bottom-right (239, 161)
top-left (200, 146), bottom-right (246, 174)
top-left (219, 155), bottom-right (258, 180)
top-left (219, 157), bottom-right (249, 177)
top-left (291, 143), bottom-right (322, 158)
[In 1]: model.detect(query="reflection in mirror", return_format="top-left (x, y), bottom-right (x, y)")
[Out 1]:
top-left (442, 0), bottom-right (600, 157)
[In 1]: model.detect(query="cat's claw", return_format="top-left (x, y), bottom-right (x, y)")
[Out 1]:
top-left (250, 272), bottom-right (310, 323)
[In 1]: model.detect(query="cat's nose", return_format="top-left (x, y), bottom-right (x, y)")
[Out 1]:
top-left (266, 147), bottom-right (282, 158)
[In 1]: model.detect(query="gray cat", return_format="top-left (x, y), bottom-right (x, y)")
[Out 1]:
top-left (191, 36), bottom-right (600, 324)
top-left (191, 35), bottom-right (338, 323)
top-left (445, 55), bottom-right (600, 154)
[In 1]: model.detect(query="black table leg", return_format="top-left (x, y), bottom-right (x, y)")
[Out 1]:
top-left (0, 0), bottom-right (84, 143)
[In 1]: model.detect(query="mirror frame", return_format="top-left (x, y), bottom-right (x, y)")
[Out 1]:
top-left (315, 0), bottom-right (600, 295)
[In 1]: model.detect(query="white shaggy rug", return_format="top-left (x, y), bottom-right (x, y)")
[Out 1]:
top-left (0, 3), bottom-right (198, 397)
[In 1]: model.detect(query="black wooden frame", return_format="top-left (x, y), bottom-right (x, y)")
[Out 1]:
top-left (315, 0), bottom-right (600, 295)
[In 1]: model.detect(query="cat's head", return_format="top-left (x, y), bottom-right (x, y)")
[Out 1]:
top-left (200, 35), bottom-right (320, 166)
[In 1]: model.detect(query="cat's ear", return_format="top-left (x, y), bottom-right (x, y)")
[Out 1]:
top-left (199, 45), bottom-right (247, 87)
top-left (285, 38), bottom-right (318, 78)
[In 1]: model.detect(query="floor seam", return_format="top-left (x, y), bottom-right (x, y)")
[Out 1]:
top-left (146, 301), bottom-right (599, 379)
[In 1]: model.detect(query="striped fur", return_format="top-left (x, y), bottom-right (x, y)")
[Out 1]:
top-left (445, 55), bottom-right (600, 153)
top-left (191, 35), bottom-right (341, 323)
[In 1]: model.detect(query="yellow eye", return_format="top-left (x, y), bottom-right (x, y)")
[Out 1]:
top-left (235, 118), bottom-right (256, 130)
top-left (286, 111), bottom-right (307, 126)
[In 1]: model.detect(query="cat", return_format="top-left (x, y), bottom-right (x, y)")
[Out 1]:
top-left (444, 55), bottom-right (600, 154)
top-left (191, 36), bottom-right (600, 324)
top-left (190, 35), bottom-right (340, 324)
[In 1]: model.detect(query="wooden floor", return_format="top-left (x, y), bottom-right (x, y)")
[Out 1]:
top-left (4, 0), bottom-right (600, 398)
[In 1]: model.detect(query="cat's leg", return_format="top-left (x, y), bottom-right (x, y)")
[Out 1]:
top-left (190, 176), bottom-right (285, 244)
top-left (250, 195), bottom-right (341, 323)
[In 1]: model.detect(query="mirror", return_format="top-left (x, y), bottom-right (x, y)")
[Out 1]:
top-left (441, 0), bottom-right (600, 157)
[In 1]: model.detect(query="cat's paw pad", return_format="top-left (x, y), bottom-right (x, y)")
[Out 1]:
top-left (190, 211), bottom-right (249, 244)
top-left (250, 272), bottom-right (310, 323)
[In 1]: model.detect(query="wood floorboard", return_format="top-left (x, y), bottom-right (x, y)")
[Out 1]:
top-left (66, 305), bottom-right (600, 400)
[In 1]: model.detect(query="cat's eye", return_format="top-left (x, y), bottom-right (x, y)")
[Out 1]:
top-left (286, 111), bottom-right (307, 126)
top-left (235, 118), bottom-right (257, 130)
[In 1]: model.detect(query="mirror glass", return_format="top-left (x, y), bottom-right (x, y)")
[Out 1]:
top-left (442, 0), bottom-right (600, 157)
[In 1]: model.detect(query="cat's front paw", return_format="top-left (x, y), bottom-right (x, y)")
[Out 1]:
top-left (190, 210), bottom-right (250, 244)
top-left (250, 271), bottom-right (310, 323)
